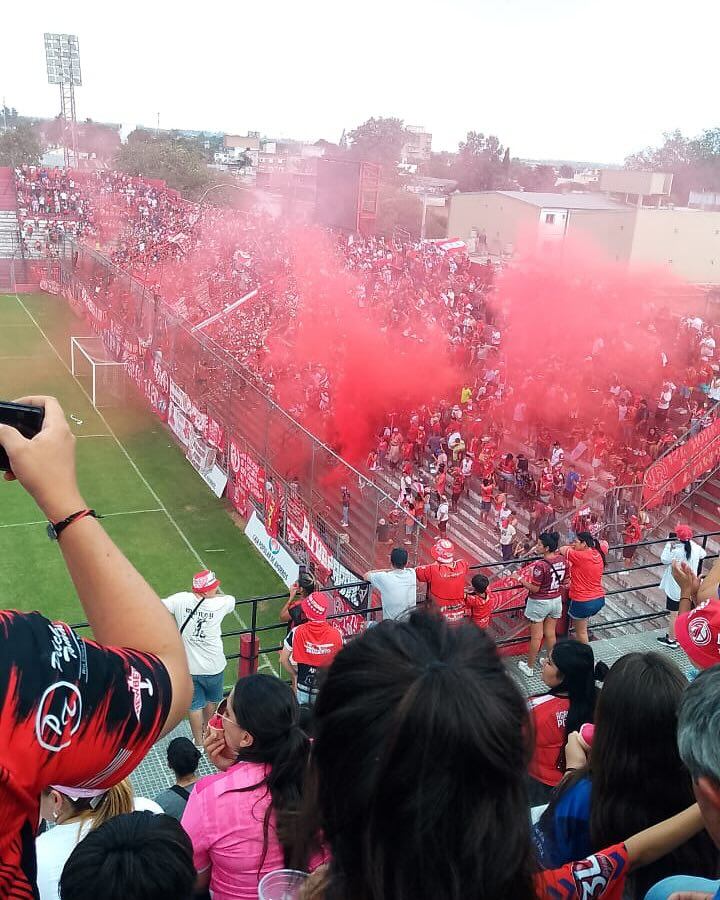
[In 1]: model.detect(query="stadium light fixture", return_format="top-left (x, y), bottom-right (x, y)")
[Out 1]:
top-left (44, 33), bottom-right (81, 166)
top-left (44, 33), bottom-right (82, 86)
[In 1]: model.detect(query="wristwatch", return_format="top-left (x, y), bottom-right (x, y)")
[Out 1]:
top-left (47, 509), bottom-right (98, 541)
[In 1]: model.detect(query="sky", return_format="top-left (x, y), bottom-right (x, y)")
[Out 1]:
top-left (1, 0), bottom-right (717, 164)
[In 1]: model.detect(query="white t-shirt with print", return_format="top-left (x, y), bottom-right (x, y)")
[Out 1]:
top-left (162, 592), bottom-right (235, 675)
top-left (499, 523), bottom-right (516, 546)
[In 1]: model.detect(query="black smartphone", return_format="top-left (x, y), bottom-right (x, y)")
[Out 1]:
top-left (669, 532), bottom-right (677, 540)
top-left (0, 401), bottom-right (45, 471)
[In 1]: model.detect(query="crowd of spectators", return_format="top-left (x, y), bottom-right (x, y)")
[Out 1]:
top-left (5, 393), bottom-right (720, 900)
top-left (16, 168), bottom-right (720, 554)
top-left (15, 165), bottom-right (96, 255)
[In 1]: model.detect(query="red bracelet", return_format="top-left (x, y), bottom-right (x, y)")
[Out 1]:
top-left (47, 509), bottom-right (98, 541)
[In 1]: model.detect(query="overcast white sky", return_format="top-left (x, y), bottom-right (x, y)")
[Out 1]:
top-left (1, 0), bottom-right (716, 163)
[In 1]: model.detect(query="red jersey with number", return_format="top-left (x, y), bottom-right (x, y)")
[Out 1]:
top-left (527, 694), bottom-right (570, 786)
top-left (0, 611), bottom-right (172, 898)
top-left (535, 843), bottom-right (629, 900)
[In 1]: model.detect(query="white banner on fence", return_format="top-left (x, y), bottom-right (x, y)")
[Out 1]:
top-left (198, 463), bottom-right (228, 499)
top-left (244, 511), bottom-right (299, 587)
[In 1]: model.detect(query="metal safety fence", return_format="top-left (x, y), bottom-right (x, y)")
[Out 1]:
top-left (66, 531), bottom-right (720, 687)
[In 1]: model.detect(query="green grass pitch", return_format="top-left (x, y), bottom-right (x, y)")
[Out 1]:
top-left (0, 292), bottom-right (286, 682)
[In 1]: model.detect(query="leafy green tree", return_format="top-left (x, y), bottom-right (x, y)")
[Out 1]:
top-left (456, 132), bottom-right (509, 191)
top-left (115, 136), bottom-right (210, 196)
top-left (0, 124), bottom-right (43, 167)
top-left (347, 116), bottom-right (408, 173)
top-left (625, 128), bottom-right (720, 203)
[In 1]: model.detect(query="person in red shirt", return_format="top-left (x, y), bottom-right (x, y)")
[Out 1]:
top-left (415, 540), bottom-right (469, 623)
top-left (450, 468), bottom-right (464, 511)
top-left (479, 477), bottom-right (494, 523)
top-left (297, 612), bottom-right (705, 900)
top-left (280, 593), bottom-right (343, 705)
top-left (465, 574), bottom-right (493, 628)
top-left (622, 514), bottom-right (643, 563)
top-left (559, 532), bottom-right (606, 644)
top-left (434, 466), bottom-right (447, 498)
top-left (573, 475), bottom-right (588, 506)
top-left (0, 395), bottom-right (191, 897)
top-left (526, 639), bottom-right (597, 806)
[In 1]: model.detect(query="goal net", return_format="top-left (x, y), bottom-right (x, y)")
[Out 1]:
top-left (70, 336), bottom-right (128, 408)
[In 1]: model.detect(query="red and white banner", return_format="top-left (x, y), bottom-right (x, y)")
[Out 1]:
top-left (643, 418), bottom-right (720, 508)
top-left (229, 479), bottom-right (249, 518)
top-left (170, 379), bottom-right (192, 414)
top-left (228, 440), bottom-right (266, 503)
top-left (167, 403), bottom-right (195, 448)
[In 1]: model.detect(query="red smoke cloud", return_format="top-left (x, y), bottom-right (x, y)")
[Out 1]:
top-left (489, 238), bottom-right (691, 430)
top-left (266, 228), bottom-right (463, 466)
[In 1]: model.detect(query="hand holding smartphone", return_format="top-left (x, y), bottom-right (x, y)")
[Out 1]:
top-left (0, 396), bottom-right (86, 521)
top-left (0, 401), bottom-right (45, 471)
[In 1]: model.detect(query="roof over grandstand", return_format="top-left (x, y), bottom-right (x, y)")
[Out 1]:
top-left (495, 191), bottom-right (627, 210)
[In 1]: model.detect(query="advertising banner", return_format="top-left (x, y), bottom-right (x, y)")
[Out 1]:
top-left (643, 419), bottom-right (720, 508)
top-left (244, 511), bottom-right (299, 587)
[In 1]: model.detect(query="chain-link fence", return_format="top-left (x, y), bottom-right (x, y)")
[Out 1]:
top-left (54, 240), bottom-right (429, 598)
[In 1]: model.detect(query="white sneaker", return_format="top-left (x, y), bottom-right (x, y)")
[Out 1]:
top-left (518, 660), bottom-right (534, 678)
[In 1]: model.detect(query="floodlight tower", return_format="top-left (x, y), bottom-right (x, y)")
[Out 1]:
top-left (43, 33), bottom-right (82, 167)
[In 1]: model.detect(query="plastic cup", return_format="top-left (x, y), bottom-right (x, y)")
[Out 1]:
top-left (258, 869), bottom-right (309, 900)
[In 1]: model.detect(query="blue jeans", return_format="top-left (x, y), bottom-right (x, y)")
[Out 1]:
top-left (644, 875), bottom-right (720, 899)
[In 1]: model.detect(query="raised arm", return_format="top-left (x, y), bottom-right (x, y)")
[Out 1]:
top-left (624, 804), bottom-right (705, 871)
top-left (0, 395), bottom-right (191, 735)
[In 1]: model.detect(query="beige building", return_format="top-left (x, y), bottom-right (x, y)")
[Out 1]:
top-left (448, 188), bottom-right (720, 284)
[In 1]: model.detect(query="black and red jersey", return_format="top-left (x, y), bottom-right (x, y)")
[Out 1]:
top-left (0, 610), bottom-right (171, 898)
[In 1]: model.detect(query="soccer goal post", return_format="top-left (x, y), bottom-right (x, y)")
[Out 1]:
top-left (70, 336), bottom-right (128, 409)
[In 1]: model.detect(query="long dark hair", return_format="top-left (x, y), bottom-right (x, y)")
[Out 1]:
top-left (546, 639), bottom-right (598, 737)
top-left (551, 653), bottom-right (716, 898)
top-left (229, 675), bottom-right (312, 870)
top-left (297, 612), bottom-right (536, 900)
top-left (575, 531), bottom-right (606, 565)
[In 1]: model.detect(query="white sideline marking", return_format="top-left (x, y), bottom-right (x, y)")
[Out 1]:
top-left (13, 293), bottom-right (277, 676)
top-left (0, 508), bottom-right (164, 528)
top-left (75, 433), bottom-right (113, 438)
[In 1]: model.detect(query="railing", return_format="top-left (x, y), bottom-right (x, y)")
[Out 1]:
top-left (66, 530), bottom-right (720, 686)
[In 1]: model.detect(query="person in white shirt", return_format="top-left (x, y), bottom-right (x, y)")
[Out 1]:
top-left (36, 780), bottom-right (162, 900)
top-left (364, 547), bottom-right (417, 621)
top-left (499, 517), bottom-right (517, 562)
top-left (550, 442), bottom-right (564, 469)
top-left (657, 524), bottom-right (707, 649)
top-left (162, 570), bottom-right (235, 746)
top-left (436, 496), bottom-right (450, 534)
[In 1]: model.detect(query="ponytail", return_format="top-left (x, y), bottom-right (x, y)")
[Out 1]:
top-left (229, 675), bottom-right (315, 871)
top-left (61, 779), bottom-right (135, 834)
top-left (575, 531), bottom-right (606, 566)
top-left (88, 780), bottom-right (134, 830)
top-left (683, 540), bottom-right (692, 561)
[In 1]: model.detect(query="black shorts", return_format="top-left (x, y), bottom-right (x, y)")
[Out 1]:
top-left (666, 595), bottom-right (680, 612)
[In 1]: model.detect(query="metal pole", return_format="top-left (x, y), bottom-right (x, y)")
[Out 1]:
top-left (420, 194), bottom-right (428, 240)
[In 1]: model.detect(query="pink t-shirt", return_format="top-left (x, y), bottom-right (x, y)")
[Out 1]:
top-left (181, 760), bottom-right (284, 900)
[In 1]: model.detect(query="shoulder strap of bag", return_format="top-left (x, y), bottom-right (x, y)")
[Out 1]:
top-left (169, 784), bottom-right (191, 801)
top-left (179, 597), bottom-right (205, 634)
